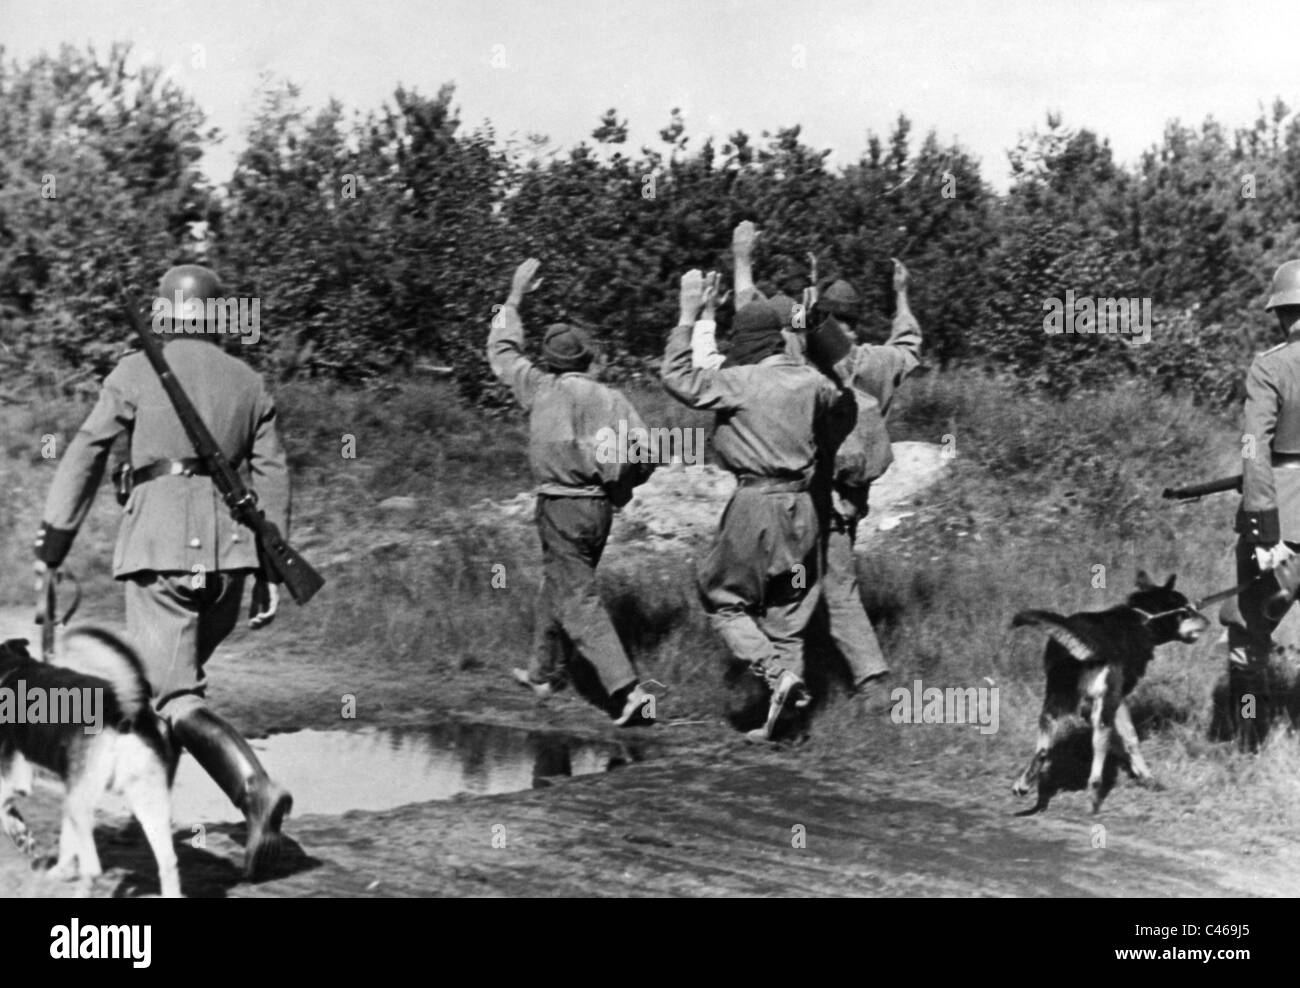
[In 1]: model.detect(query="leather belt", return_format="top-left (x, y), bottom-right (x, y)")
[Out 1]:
top-left (131, 458), bottom-right (211, 485)
top-left (736, 475), bottom-right (809, 493)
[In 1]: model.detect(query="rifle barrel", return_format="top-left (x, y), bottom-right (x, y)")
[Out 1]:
top-left (1161, 475), bottom-right (1243, 500)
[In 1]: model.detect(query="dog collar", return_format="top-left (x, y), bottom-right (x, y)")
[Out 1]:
top-left (1131, 606), bottom-right (1191, 623)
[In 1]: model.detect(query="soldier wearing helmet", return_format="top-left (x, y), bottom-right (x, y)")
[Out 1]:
top-left (34, 264), bottom-right (295, 878)
top-left (1221, 259), bottom-right (1300, 749)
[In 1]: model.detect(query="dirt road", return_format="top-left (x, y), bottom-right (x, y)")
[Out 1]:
top-left (1, 597), bottom-right (1293, 897)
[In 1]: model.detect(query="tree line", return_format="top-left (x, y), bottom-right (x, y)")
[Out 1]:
top-left (4, 43), bottom-right (1300, 408)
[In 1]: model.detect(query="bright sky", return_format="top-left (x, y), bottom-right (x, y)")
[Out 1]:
top-left (4, 0), bottom-right (1300, 191)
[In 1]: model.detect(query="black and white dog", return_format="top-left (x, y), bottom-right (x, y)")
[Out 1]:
top-left (0, 632), bottom-right (179, 897)
top-left (1011, 572), bottom-right (1209, 814)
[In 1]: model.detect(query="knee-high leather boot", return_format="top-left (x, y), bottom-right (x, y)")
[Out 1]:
top-left (171, 706), bottom-right (292, 880)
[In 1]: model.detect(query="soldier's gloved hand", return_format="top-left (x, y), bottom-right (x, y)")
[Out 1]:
top-left (1255, 542), bottom-right (1296, 571)
top-left (249, 578), bottom-right (280, 629)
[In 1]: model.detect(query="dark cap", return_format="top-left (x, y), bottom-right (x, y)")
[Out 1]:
top-left (542, 323), bottom-right (593, 372)
top-left (724, 301), bottom-right (786, 367)
top-left (807, 315), bottom-right (854, 368)
top-left (767, 293), bottom-right (798, 331)
top-left (818, 279), bottom-right (860, 321)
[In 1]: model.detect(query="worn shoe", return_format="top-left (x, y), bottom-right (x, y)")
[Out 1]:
top-left (612, 684), bottom-right (656, 727)
top-left (511, 668), bottom-right (558, 698)
top-left (745, 670), bottom-right (809, 743)
top-left (852, 672), bottom-right (893, 716)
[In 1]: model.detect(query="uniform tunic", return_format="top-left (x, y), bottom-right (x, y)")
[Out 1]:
top-left (1226, 337), bottom-right (1300, 659)
top-left (38, 338), bottom-right (289, 712)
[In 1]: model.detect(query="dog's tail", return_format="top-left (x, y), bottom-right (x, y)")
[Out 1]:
top-left (1011, 610), bottom-right (1098, 662)
top-left (55, 628), bottom-right (152, 719)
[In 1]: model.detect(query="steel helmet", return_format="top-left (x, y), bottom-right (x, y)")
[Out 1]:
top-left (156, 264), bottom-right (223, 324)
top-left (1265, 260), bottom-right (1300, 310)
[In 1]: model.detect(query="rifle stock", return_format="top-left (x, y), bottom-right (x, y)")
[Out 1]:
top-left (120, 291), bottom-right (325, 604)
top-left (1161, 475), bottom-right (1243, 500)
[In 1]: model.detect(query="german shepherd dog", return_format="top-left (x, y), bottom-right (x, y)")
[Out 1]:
top-left (0, 632), bottom-right (180, 897)
top-left (1011, 572), bottom-right (1209, 814)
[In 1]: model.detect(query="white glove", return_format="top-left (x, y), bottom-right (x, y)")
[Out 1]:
top-left (1255, 542), bottom-right (1296, 571)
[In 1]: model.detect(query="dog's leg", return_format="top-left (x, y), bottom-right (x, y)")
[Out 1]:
top-left (1012, 713), bottom-right (1052, 796)
top-left (65, 781), bottom-right (103, 881)
top-left (1113, 701), bottom-right (1152, 784)
top-left (0, 753), bottom-right (35, 856)
top-left (120, 747), bottom-right (181, 899)
top-left (58, 750), bottom-right (114, 883)
top-left (51, 802), bottom-right (81, 880)
top-left (1086, 672), bottom-right (1114, 814)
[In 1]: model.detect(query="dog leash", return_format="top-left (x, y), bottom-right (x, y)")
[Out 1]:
top-left (1133, 576), bottom-right (1264, 624)
top-left (34, 568), bottom-right (81, 661)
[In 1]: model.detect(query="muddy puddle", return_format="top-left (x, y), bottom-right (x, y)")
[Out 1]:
top-left (133, 722), bottom-right (648, 825)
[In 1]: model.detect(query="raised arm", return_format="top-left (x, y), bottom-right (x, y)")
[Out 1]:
top-left (732, 221), bottom-right (759, 308)
top-left (843, 258), bottom-right (922, 412)
top-left (663, 270), bottom-right (747, 411)
top-left (885, 257), bottom-right (922, 361)
top-left (487, 258), bottom-right (548, 408)
top-left (690, 270), bottom-right (727, 370)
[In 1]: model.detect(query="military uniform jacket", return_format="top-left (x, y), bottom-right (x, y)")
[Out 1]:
top-left (40, 339), bottom-right (290, 577)
top-left (1238, 337), bottom-right (1300, 544)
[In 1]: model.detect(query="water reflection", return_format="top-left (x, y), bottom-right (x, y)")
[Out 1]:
top-left (128, 722), bottom-right (646, 825)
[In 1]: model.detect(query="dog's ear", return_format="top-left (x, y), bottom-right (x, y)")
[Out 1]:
top-left (1164, 574), bottom-right (1176, 590)
top-left (1135, 570), bottom-right (1154, 590)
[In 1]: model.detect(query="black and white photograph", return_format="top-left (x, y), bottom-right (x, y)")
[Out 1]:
top-left (0, 0), bottom-right (1291, 945)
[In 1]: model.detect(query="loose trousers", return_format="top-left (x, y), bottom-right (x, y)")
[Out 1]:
top-left (822, 516), bottom-right (890, 686)
top-left (530, 495), bottom-right (638, 695)
top-left (697, 487), bottom-right (822, 683)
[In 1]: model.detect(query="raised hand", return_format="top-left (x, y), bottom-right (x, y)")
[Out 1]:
top-left (701, 271), bottom-right (730, 318)
top-left (733, 221), bottom-right (758, 261)
top-left (680, 269), bottom-right (706, 322)
top-left (510, 258), bottom-right (543, 304)
top-left (891, 257), bottom-right (910, 295)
